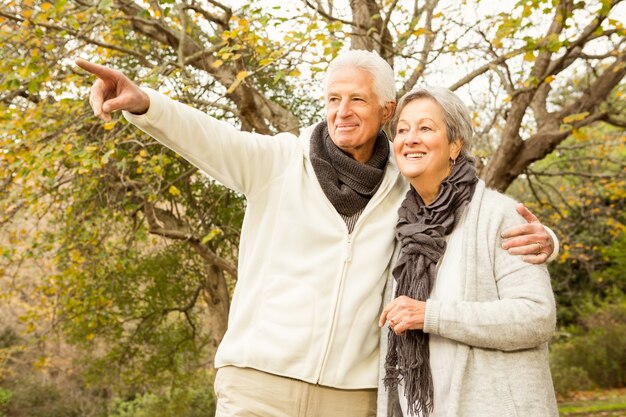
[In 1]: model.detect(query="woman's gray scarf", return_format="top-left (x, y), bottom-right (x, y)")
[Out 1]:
top-left (310, 121), bottom-right (389, 217)
top-left (384, 155), bottom-right (478, 416)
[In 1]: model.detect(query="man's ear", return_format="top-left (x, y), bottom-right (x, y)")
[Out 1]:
top-left (383, 101), bottom-right (395, 123)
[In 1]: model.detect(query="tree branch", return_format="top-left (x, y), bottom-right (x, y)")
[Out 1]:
top-left (142, 203), bottom-right (238, 278)
top-left (0, 10), bottom-right (152, 66)
top-left (301, 0), bottom-right (360, 27)
top-left (448, 47), bottom-right (526, 91)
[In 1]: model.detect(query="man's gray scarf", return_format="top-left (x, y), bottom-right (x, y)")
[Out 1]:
top-left (310, 121), bottom-right (389, 217)
top-left (384, 155), bottom-right (478, 416)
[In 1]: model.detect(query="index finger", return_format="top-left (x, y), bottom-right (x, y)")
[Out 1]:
top-left (379, 302), bottom-right (394, 327)
top-left (516, 203), bottom-right (539, 224)
top-left (75, 58), bottom-right (115, 79)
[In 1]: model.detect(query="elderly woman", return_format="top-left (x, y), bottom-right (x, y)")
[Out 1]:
top-left (377, 87), bottom-right (558, 417)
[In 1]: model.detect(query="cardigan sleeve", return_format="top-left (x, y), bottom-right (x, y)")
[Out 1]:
top-left (423, 190), bottom-right (557, 351)
top-left (123, 88), bottom-right (299, 196)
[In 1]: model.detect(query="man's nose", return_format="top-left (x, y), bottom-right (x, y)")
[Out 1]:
top-left (337, 99), bottom-right (352, 117)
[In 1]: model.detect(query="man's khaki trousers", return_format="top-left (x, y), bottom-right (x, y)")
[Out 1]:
top-left (214, 366), bottom-right (376, 417)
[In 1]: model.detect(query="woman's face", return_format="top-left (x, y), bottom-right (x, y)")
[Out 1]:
top-left (393, 98), bottom-right (462, 202)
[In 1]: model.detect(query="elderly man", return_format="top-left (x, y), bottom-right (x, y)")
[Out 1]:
top-left (76, 50), bottom-right (555, 417)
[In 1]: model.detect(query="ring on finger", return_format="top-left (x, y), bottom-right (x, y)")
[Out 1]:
top-left (535, 241), bottom-right (543, 255)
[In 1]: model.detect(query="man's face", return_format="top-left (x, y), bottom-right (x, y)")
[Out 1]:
top-left (326, 67), bottom-right (394, 163)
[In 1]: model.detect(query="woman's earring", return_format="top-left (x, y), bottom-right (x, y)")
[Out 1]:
top-left (451, 158), bottom-right (456, 166)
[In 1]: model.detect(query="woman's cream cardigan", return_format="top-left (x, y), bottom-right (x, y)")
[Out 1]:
top-left (377, 180), bottom-right (558, 417)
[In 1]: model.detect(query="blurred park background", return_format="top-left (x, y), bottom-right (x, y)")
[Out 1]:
top-left (1, 0), bottom-right (625, 415)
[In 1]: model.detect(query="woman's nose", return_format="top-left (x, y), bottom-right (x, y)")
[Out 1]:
top-left (404, 130), bottom-right (421, 145)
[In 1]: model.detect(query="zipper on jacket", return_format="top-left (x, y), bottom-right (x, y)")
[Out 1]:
top-left (344, 234), bottom-right (353, 262)
top-left (314, 163), bottom-right (401, 384)
top-left (316, 234), bottom-right (353, 382)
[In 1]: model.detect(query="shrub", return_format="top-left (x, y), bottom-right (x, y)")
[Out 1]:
top-left (107, 382), bottom-right (216, 417)
top-left (0, 388), bottom-right (13, 417)
top-left (551, 299), bottom-right (626, 397)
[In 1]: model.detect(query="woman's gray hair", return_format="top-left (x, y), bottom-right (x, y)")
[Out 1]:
top-left (324, 50), bottom-right (396, 106)
top-left (391, 86), bottom-right (474, 156)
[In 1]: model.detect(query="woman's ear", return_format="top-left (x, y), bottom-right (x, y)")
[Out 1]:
top-left (450, 139), bottom-right (464, 160)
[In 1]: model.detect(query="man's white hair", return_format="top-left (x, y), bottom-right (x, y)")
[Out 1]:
top-left (324, 49), bottom-right (396, 106)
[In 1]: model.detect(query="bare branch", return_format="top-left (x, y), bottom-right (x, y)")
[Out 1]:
top-left (142, 203), bottom-right (238, 278)
top-left (529, 171), bottom-right (618, 179)
top-left (184, 3), bottom-right (230, 27)
top-left (398, 0), bottom-right (438, 96)
top-left (202, 0), bottom-right (233, 16)
top-left (448, 47), bottom-right (526, 91)
top-left (529, 0), bottom-right (574, 81)
top-left (381, 0), bottom-right (401, 40)
top-left (605, 115), bottom-right (626, 129)
top-left (301, 0), bottom-right (359, 27)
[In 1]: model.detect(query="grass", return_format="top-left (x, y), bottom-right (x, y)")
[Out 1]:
top-left (559, 389), bottom-right (626, 416)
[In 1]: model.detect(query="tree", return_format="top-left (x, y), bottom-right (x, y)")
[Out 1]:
top-left (0, 0), bottom-right (625, 403)
top-left (507, 85), bottom-right (626, 323)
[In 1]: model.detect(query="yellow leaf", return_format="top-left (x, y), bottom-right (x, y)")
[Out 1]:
top-left (169, 185), bottom-right (181, 196)
top-left (139, 149), bottom-right (148, 158)
top-left (211, 59), bottom-right (224, 68)
top-left (226, 71), bottom-right (249, 93)
top-left (103, 120), bottom-right (116, 130)
top-left (41, 2), bottom-right (53, 11)
top-left (563, 112), bottom-right (590, 123)
top-left (289, 69), bottom-right (301, 77)
top-left (544, 75), bottom-right (554, 84)
top-left (34, 357), bottom-right (49, 369)
top-left (201, 228), bottom-right (223, 244)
